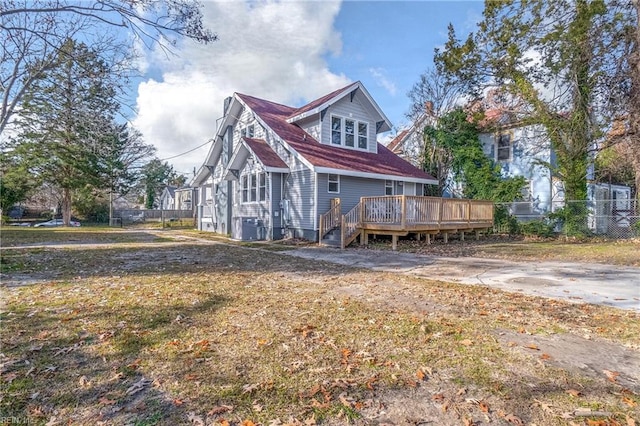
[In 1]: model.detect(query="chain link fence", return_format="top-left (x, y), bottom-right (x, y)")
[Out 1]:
top-left (494, 199), bottom-right (639, 239)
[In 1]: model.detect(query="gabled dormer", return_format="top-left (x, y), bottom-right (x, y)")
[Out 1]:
top-left (286, 81), bottom-right (392, 154)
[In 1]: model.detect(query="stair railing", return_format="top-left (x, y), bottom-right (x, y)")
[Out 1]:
top-left (319, 201), bottom-right (342, 242)
top-left (341, 202), bottom-right (362, 249)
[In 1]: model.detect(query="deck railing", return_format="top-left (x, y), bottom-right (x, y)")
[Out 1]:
top-left (318, 200), bottom-right (342, 240)
top-left (360, 195), bottom-right (493, 227)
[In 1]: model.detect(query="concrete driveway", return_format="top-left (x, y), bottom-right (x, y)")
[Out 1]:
top-left (283, 247), bottom-right (640, 312)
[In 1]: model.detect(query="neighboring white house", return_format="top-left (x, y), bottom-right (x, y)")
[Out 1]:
top-left (159, 186), bottom-right (176, 210)
top-left (389, 107), bottom-right (634, 234)
top-left (159, 186), bottom-right (197, 212)
top-left (191, 81), bottom-right (437, 241)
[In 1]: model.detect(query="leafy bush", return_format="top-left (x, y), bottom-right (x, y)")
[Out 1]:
top-left (519, 219), bottom-right (555, 238)
top-left (493, 205), bottom-right (520, 234)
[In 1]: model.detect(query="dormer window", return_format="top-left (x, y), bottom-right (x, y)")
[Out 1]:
top-left (331, 115), bottom-right (368, 150)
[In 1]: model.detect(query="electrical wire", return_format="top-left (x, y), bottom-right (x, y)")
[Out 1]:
top-left (159, 139), bottom-right (211, 161)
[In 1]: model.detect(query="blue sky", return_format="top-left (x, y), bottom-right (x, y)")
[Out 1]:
top-left (133, 1), bottom-right (484, 175)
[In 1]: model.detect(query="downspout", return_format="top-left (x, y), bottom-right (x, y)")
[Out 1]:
top-left (314, 169), bottom-right (319, 241)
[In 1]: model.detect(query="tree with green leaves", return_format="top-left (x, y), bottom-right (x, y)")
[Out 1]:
top-left (435, 0), bottom-right (635, 206)
top-left (140, 159), bottom-right (178, 209)
top-left (0, 150), bottom-right (36, 215)
top-left (13, 38), bottom-right (121, 225)
top-left (423, 108), bottom-right (526, 202)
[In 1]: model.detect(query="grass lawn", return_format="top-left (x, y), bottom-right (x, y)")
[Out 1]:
top-left (1, 228), bottom-right (639, 425)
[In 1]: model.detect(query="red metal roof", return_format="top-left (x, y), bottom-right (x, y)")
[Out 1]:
top-left (386, 129), bottom-right (410, 153)
top-left (287, 82), bottom-right (358, 120)
top-left (243, 137), bottom-right (288, 169)
top-left (236, 92), bottom-right (436, 182)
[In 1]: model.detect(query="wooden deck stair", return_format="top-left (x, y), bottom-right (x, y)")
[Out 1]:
top-left (319, 195), bottom-right (494, 250)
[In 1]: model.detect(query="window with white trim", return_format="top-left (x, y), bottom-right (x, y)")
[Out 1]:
top-left (358, 122), bottom-right (368, 149)
top-left (395, 181), bottom-right (404, 195)
top-left (496, 133), bottom-right (511, 161)
top-left (345, 119), bottom-right (355, 147)
top-left (331, 117), bottom-right (342, 145)
top-left (330, 115), bottom-right (369, 150)
top-left (259, 172), bottom-right (266, 201)
top-left (247, 124), bottom-right (255, 138)
top-left (250, 174), bottom-right (257, 202)
top-left (385, 180), bottom-right (394, 195)
top-left (241, 176), bottom-right (248, 203)
top-left (328, 174), bottom-right (340, 193)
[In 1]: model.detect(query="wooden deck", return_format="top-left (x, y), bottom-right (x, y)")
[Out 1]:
top-left (320, 196), bottom-right (494, 250)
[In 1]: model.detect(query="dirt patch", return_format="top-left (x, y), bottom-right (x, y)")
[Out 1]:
top-left (497, 330), bottom-right (640, 392)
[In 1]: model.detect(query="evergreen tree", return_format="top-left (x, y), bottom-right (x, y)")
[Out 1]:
top-left (15, 38), bottom-right (121, 225)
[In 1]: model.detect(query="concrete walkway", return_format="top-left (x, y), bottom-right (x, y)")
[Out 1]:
top-left (282, 246), bottom-right (640, 312)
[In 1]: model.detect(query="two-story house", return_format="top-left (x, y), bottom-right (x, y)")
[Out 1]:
top-left (191, 81), bottom-right (438, 241)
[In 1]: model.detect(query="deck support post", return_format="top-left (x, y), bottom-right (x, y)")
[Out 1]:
top-left (416, 233), bottom-right (421, 241)
top-left (363, 231), bottom-right (369, 246)
top-left (392, 234), bottom-right (398, 250)
top-left (444, 232), bottom-right (448, 244)
top-left (475, 229), bottom-right (480, 240)
top-left (461, 231), bottom-right (465, 242)
top-left (426, 234), bottom-right (431, 245)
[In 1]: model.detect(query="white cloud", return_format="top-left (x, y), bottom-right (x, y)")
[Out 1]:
top-left (369, 67), bottom-right (397, 96)
top-left (133, 0), bottom-right (349, 175)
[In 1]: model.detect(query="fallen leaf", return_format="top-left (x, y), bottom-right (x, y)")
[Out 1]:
top-left (416, 369), bottom-right (426, 381)
top-left (208, 405), bottom-right (233, 416)
top-left (460, 339), bottom-right (473, 346)
top-left (504, 413), bottom-right (524, 425)
top-left (479, 401), bottom-right (490, 413)
top-left (242, 421), bottom-right (256, 426)
top-left (525, 343), bottom-right (539, 350)
top-left (99, 396), bottom-right (117, 405)
top-left (566, 389), bottom-right (582, 397)
top-left (431, 393), bottom-right (445, 402)
top-left (622, 396), bottom-right (637, 407)
top-left (540, 353), bottom-right (552, 360)
top-left (173, 399), bottom-right (184, 406)
top-left (603, 369), bottom-right (620, 382)
top-left (463, 418), bottom-right (475, 426)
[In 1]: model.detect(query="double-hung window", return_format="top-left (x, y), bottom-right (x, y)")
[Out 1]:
top-left (241, 175), bottom-right (249, 203)
top-left (345, 119), bottom-right (355, 147)
top-left (259, 173), bottom-right (266, 201)
top-left (497, 134), bottom-right (511, 161)
top-left (328, 174), bottom-right (340, 193)
top-left (358, 122), bottom-right (368, 149)
top-left (331, 117), bottom-right (342, 145)
top-left (385, 180), bottom-right (394, 195)
top-left (250, 174), bottom-right (257, 202)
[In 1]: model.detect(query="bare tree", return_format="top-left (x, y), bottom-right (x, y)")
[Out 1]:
top-left (405, 67), bottom-right (463, 194)
top-left (0, 0), bottom-right (216, 134)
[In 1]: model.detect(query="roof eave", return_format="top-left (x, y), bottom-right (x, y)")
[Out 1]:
top-left (315, 166), bottom-right (437, 185)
